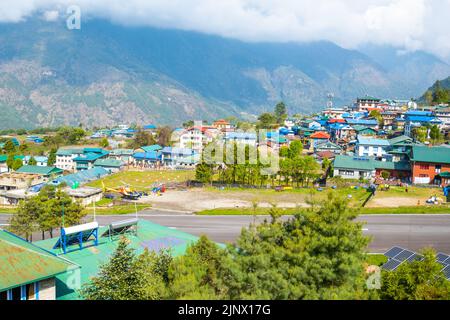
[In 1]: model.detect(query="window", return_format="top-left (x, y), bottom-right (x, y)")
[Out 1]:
top-left (419, 164), bottom-right (429, 170)
top-left (10, 286), bottom-right (21, 300)
top-left (436, 165), bottom-right (441, 173)
top-left (0, 290), bottom-right (7, 300)
top-left (419, 174), bottom-right (429, 178)
top-left (24, 283), bottom-right (35, 300)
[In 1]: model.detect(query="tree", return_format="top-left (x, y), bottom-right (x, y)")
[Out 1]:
top-left (381, 170), bottom-right (390, 180)
top-left (8, 186), bottom-right (85, 240)
top-left (12, 158), bottom-right (23, 171)
top-left (195, 162), bottom-right (213, 184)
top-left (168, 236), bottom-right (230, 299)
top-left (28, 156), bottom-right (37, 166)
top-left (99, 138), bottom-right (109, 148)
top-left (412, 127), bottom-right (428, 143)
top-left (369, 110), bottom-right (383, 127)
top-left (80, 238), bottom-right (170, 300)
top-left (128, 128), bottom-right (156, 149)
top-left (257, 113), bottom-right (277, 129)
top-left (429, 125), bottom-right (442, 143)
top-left (6, 154), bottom-right (15, 171)
top-left (380, 249), bottom-right (450, 300)
top-left (47, 148), bottom-right (57, 166)
top-left (274, 102), bottom-right (287, 124)
top-left (424, 90), bottom-right (433, 105)
top-left (287, 140), bottom-right (303, 159)
top-left (57, 126), bottom-right (86, 144)
top-left (225, 192), bottom-right (370, 299)
top-left (19, 143), bottom-right (29, 153)
top-left (182, 120), bottom-right (194, 128)
top-left (157, 126), bottom-right (173, 146)
top-left (3, 140), bottom-right (16, 153)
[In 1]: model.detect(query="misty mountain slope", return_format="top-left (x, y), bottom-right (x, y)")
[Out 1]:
top-left (0, 18), bottom-right (449, 129)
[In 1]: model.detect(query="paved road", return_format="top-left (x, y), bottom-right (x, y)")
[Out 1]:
top-left (1, 211), bottom-right (450, 253)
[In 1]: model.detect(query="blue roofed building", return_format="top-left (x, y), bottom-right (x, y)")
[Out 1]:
top-left (356, 136), bottom-right (391, 159)
top-left (224, 132), bottom-right (257, 145)
top-left (346, 118), bottom-right (379, 129)
top-left (404, 110), bottom-right (442, 137)
top-left (161, 147), bottom-right (197, 166)
top-left (132, 151), bottom-right (163, 168)
top-left (50, 167), bottom-right (110, 188)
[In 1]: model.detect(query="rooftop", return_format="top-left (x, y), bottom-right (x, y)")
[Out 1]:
top-left (16, 165), bottom-right (63, 176)
top-left (34, 219), bottom-right (200, 300)
top-left (411, 146), bottom-right (450, 164)
top-left (0, 230), bottom-right (76, 291)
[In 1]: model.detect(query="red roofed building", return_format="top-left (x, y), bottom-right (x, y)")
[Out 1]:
top-left (310, 132), bottom-right (330, 140)
top-left (328, 118), bottom-right (346, 124)
top-left (213, 119), bottom-right (233, 130)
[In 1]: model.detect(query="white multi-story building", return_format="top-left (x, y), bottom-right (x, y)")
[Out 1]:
top-left (55, 149), bottom-right (83, 172)
top-left (356, 136), bottom-right (390, 159)
top-left (178, 126), bottom-right (219, 152)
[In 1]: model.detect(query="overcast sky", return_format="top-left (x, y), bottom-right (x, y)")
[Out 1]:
top-left (1, 0), bottom-right (449, 61)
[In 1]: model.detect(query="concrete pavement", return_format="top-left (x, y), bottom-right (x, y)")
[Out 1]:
top-left (1, 211), bottom-right (450, 253)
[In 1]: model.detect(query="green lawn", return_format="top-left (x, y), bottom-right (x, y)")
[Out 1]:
top-left (0, 206), bottom-right (19, 214)
top-left (360, 205), bottom-right (450, 214)
top-left (83, 204), bottom-right (151, 215)
top-left (197, 207), bottom-right (300, 216)
top-left (366, 254), bottom-right (387, 266)
top-left (86, 170), bottom-right (195, 190)
top-left (196, 204), bottom-right (450, 215)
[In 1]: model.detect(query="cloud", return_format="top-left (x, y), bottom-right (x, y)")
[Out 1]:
top-left (0, 0), bottom-right (449, 60)
top-left (43, 10), bottom-right (59, 21)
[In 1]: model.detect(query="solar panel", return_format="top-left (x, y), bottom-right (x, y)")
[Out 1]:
top-left (393, 250), bottom-right (415, 261)
top-left (406, 253), bottom-right (423, 262)
top-left (442, 265), bottom-right (450, 280)
top-left (436, 253), bottom-right (450, 263)
top-left (382, 259), bottom-right (403, 271)
top-left (443, 256), bottom-right (450, 265)
top-left (384, 246), bottom-right (404, 258)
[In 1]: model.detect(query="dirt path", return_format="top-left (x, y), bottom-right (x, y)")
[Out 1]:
top-left (138, 188), bottom-right (308, 212)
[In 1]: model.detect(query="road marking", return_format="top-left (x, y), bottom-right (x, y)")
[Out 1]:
top-left (0, 224), bottom-right (10, 226)
top-left (362, 228), bottom-right (369, 231)
top-left (168, 227), bottom-right (177, 229)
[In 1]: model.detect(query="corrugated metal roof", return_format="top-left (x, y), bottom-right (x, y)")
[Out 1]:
top-left (16, 165), bottom-right (63, 176)
top-left (34, 219), bottom-right (201, 300)
top-left (411, 146), bottom-right (450, 164)
top-left (93, 159), bottom-right (124, 167)
top-left (0, 230), bottom-right (76, 291)
top-left (357, 137), bottom-right (390, 146)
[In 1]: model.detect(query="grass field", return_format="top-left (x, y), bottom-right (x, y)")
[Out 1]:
top-left (83, 204), bottom-right (151, 215)
top-left (86, 170), bottom-right (196, 190)
top-left (0, 206), bottom-right (19, 214)
top-left (196, 204), bottom-right (450, 215)
top-left (366, 254), bottom-right (388, 266)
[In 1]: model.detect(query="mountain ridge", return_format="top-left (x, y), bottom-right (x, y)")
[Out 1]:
top-left (0, 18), bottom-right (449, 129)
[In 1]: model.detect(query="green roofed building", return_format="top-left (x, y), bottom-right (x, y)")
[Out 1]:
top-left (93, 158), bottom-right (124, 173)
top-left (333, 155), bottom-right (411, 181)
top-left (410, 145), bottom-right (450, 185)
top-left (16, 165), bottom-right (63, 177)
top-left (0, 229), bottom-right (78, 300)
top-left (34, 219), bottom-right (200, 300)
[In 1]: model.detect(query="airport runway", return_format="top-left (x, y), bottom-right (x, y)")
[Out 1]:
top-left (1, 211), bottom-right (450, 253)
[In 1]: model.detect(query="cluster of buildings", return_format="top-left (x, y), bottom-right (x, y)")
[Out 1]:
top-left (291, 97), bottom-right (450, 185)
